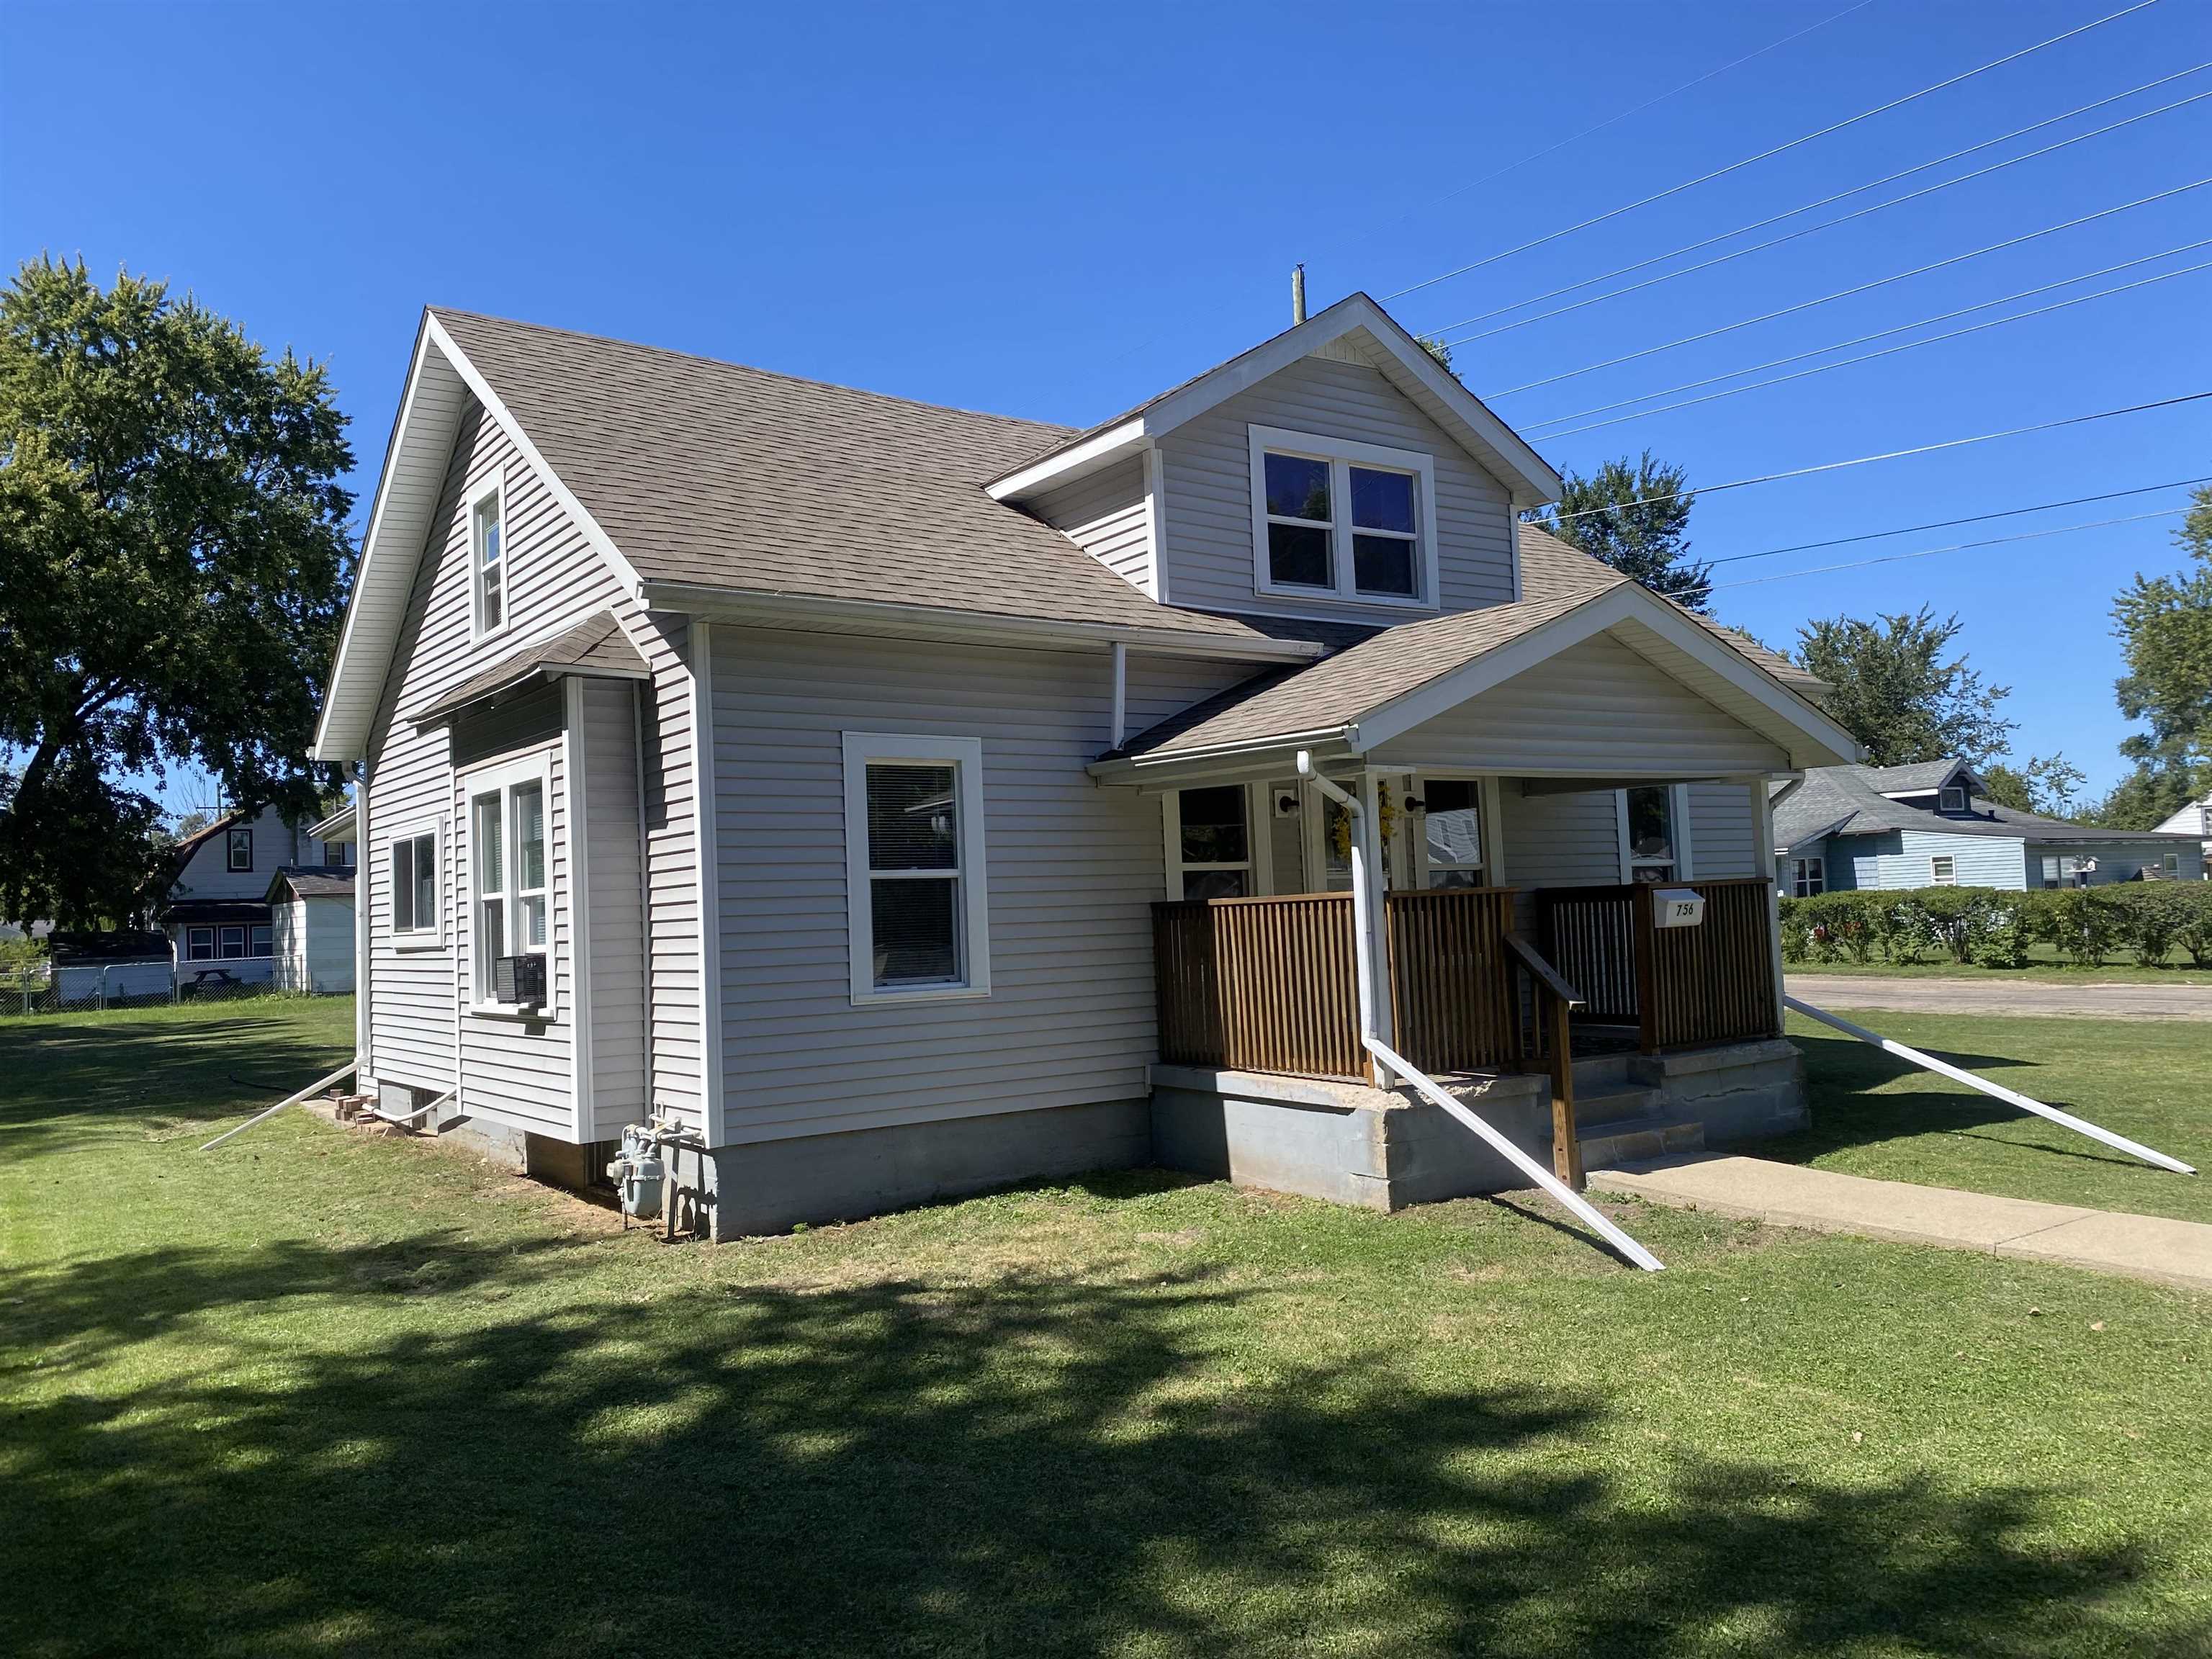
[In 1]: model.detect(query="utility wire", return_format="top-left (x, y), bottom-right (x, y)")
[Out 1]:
top-left (1710, 506), bottom-right (2192, 590)
top-left (1542, 390), bottom-right (2212, 523)
top-left (1416, 1), bottom-right (1876, 212)
top-left (1424, 63), bottom-right (2212, 338)
top-left (1704, 475), bottom-right (2212, 566)
top-left (1436, 85), bottom-right (2212, 346)
top-left (1521, 240), bottom-right (2212, 438)
top-left (1382, 0), bottom-right (2162, 302)
top-left (1499, 179), bottom-right (2212, 400)
top-left (1536, 259), bottom-right (2212, 439)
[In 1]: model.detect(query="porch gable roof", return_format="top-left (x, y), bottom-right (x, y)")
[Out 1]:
top-left (1102, 529), bottom-right (1858, 774)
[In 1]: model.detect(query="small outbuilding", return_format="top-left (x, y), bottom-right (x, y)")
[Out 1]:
top-left (266, 867), bottom-right (357, 994)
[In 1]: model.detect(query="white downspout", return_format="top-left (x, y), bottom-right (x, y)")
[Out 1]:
top-left (1296, 752), bottom-right (1393, 1087)
top-left (1110, 641), bottom-right (1128, 750)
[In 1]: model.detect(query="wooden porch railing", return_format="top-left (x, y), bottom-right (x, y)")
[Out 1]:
top-left (1385, 889), bottom-right (1519, 1074)
top-left (1153, 893), bottom-right (1367, 1081)
top-left (1535, 877), bottom-right (1781, 1053)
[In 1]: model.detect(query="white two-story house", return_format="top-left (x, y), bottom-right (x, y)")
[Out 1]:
top-left (313, 295), bottom-right (1858, 1236)
top-left (161, 805), bottom-right (352, 992)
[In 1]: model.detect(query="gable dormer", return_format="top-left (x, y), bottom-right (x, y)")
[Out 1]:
top-left (1870, 759), bottom-right (1984, 817)
top-left (993, 294), bottom-right (1560, 627)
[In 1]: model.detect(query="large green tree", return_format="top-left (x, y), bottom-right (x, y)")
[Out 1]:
top-left (1980, 752), bottom-right (2086, 818)
top-left (0, 258), bottom-right (354, 926)
top-left (1793, 606), bottom-right (2015, 768)
top-left (1534, 451), bottom-right (1712, 612)
top-left (2093, 484), bottom-right (2212, 827)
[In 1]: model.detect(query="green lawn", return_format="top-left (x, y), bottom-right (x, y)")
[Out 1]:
top-left (6, 999), bottom-right (2211, 1658)
top-left (1771, 1009), bottom-right (2212, 1226)
top-left (1786, 946), bottom-right (2212, 984)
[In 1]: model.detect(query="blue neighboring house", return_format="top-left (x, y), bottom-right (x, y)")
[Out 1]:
top-left (1771, 760), bottom-right (2206, 896)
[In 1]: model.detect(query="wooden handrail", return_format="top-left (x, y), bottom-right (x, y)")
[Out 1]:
top-left (1504, 932), bottom-right (1585, 1011)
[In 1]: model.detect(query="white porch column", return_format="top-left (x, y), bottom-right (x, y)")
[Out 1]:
top-left (1358, 771), bottom-right (1395, 1055)
top-left (1748, 778), bottom-right (1786, 1022)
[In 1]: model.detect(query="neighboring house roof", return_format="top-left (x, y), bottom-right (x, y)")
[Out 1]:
top-left (986, 292), bottom-right (1563, 508)
top-left (160, 899), bottom-right (271, 926)
top-left (1862, 759), bottom-right (1977, 795)
top-left (2154, 796), bottom-right (2212, 837)
top-left (49, 930), bottom-right (170, 964)
top-left (266, 866), bottom-right (356, 903)
top-left (1773, 763), bottom-right (2205, 851)
top-left (1105, 526), bottom-right (1856, 770)
top-left (163, 809), bottom-right (246, 876)
top-left (413, 609), bottom-right (651, 727)
top-left (308, 801), bottom-right (355, 843)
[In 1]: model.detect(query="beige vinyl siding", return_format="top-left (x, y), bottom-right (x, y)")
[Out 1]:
top-left (706, 628), bottom-right (1256, 1145)
top-left (356, 397), bottom-right (701, 1137)
top-left (1370, 632), bottom-right (1790, 775)
top-left (1029, 456), bottom-right (1151, 596)
top-left (580, 676), bottom-right (649, 1136)
top-left (1686, 781), bottom-right (1761, 877)
top-left (1155, 352), bottom-right (1516, 621)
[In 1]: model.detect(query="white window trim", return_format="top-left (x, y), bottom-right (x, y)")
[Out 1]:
top-left (226, 827), bottom-right (253, 873)
top-left (1411, 773), bottom-right (1490, 889)
top-left (387, 819), bottom-right (445, 949)
top-left (186, 925), bottom-right (215, 961)
top-left (1247, 423), bottom-right (1440, 611)
top-left (1938, 785), bottom-right (1968, 813)
top-left (1616, 784), bottom-right (1692, 883)
top-left (1163, 783), bottom-right (1264, 901)
top-left (2164, 852), bottom-right (2182, 876)
top-left (462, 755), bottom-right (555, 1017)
top-left (842, 732), bottom-right (992, 1005)
top-left (1930, 855), bottom-right (1957, 886)
top-left (469, 471), bottom-right (509, 643)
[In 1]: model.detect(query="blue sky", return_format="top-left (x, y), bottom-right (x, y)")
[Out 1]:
top-left (6, 0), bottom-right (2208, 815)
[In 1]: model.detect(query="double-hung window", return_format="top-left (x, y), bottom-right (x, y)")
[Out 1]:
top-left (1419, 779), bottom-right (1485, 888)
top-left (1930, 855), bottom-right (1957, 886)
top-left (469, 769), bottom-right (547, 1007)
top-left (390, 827), bottom-right (440, 939)
top-left (1790, 856), bottom-right (1825, 897)
top-left (1622, 786), bottom-right (1679, 884)
top-left (186, 927), bottom-right (215, 961)
top-left (1166, 785), bottom-right (1254, 899)
top-left (842, 733), bottom-right (991, 1002)
top-left (226, 827), bottom-right (253, 872)
top-left (1249, 426), bottom-right (1437, 608)
top-left (471, 476), bottom-right (507, 639)
top-left (220, 925), bottom-right (246, 960)
top-left (250, 924), bottom-right (272, 958)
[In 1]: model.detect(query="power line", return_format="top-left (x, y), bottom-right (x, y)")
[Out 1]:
top-left (1382, 0), bottom-right (2162, 302)
top-left (1704, 476), bottom-right (2212, 566)
top-left (1413, 1), bottom-right (1876, 213)
top-left (1423, 64), bottom-right (2211, 338)
top-left (1543, 390), bottom-right (2212, 523)
top-left (1434, 84), bottom-right (2212, 346)
top-left (1526, 246), bottom-right (2212, 438)
top-left (1710, 506), bottom-right (2192, 590)
top-left (1499, 179), bottom-right (2212, 401)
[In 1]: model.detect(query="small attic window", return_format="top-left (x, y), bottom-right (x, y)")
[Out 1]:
top-left (1938, 785), bottom-right (1968, 814)
top-left (471, 475), bottom-right (507, 640)
top-left (1248, 425), bottom-right (1437, 609)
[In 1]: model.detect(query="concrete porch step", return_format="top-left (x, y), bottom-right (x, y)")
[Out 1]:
top-left (1578, 1118), bottom-right (1705, 1172)
top-left (1572, 1082), bottom-right (1665, 1128)
top-left (1570, 1052), bottom-right (1640, 1093)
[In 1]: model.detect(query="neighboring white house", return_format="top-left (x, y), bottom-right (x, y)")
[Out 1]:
top-left (161, 805), bottom-right (352, 992)
top-left (311, 295), bottom-right (1861, 1236)
top-left (1773, 760), bottom-right (2205, 894)
top-left (2154, 792), bottom-right (2212, 873)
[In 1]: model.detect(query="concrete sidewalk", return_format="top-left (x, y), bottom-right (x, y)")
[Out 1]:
top-left (1786, 974), bottom-right (2212, 1020)
top-left (1593, 1155), bottom-right (2212, 1290)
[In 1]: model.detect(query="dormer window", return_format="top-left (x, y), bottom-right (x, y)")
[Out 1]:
top-left (1249, 425), bottom-right (1437, 609)
top-left (1938, 785), bottom-right (1968, 814)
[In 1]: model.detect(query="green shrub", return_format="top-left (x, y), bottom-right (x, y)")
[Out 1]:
top-left (2108, 881), bottom-right (2212, 967)
top-left (1775, 883), bottom-right (2212, 969)
top-left (2036, 889), bottom-right (2126, 967)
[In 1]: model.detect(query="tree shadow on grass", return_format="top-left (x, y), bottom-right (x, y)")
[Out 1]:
top-left (3, 1246), bottom-right (2189, 1659)
top-left (0, 1011), bottom-right (352, 1159)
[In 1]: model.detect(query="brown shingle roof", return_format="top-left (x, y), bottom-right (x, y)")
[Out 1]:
top-left (413, 610), bottom-right (649, 725)
top-left (1114, 525), bottom-right (1819, 760)
top-left (431, 310), bottom-right (1300, 649)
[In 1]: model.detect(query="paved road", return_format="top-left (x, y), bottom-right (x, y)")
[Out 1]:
top-left (1786, 974), bottom-right (2212, 1022)
top-left (1596, 1156), bottom-right (2212, 1290)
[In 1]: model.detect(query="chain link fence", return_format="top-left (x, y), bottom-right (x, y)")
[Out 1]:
top-left (0, 964), bottom-right (313, 1018)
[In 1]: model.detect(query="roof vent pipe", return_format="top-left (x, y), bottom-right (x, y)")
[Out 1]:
top-left (1291, 263), bottom-right (1306, 325)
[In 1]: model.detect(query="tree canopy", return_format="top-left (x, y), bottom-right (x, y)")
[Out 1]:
top-left (0, 258), bottom-right (354, 926)
top-left (1980, 753), bottom-right (2086, 819)
top-left (1792, 606), bottom-right (2015, 769)
top-left (1533, 451), bottom-right (1712, 612)
top-left (2093, 483), bottom-right (2212, 827)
